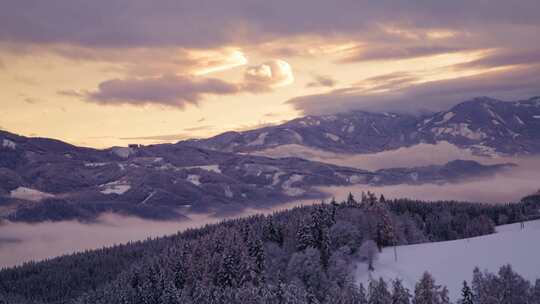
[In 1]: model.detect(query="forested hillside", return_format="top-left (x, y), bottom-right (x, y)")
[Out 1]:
top-left (1, 193), bottom-right (539, 304)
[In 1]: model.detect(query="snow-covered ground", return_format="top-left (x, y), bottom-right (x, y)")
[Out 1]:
top-left (355, 220), bottom-right (540, 301)
top-left (10, 187), bottom-right (54, 202)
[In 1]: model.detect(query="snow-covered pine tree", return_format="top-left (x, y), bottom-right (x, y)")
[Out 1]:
top-left (297, 219), bottom-right (316, 251)
top-left (358, 283), bottom-right (369, 304)
top-left (413, 272), bottom-right (445, 304)
top-left (391, 279), bottom-right (411, 304)
top-left (459, 281), bottom-right (474, 304)
top-left (368, 278), bottom-right (392, 304)
top-left (531, 279), bottom-right (540, 304)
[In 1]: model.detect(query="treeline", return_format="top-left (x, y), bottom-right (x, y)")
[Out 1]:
top-left (0, 193), bottom-right (539, 304)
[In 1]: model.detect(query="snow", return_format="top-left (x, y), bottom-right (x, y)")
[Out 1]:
top-left (371, 122), bottom-right (381, 135)
top-left (111, 147), bottom-right (134, 158)
top-left (423, 117), bottom-right (434, 124)
top-left (468, 144), bottom-right (499, 157)
top-left (247, 132), bottom-right (268, 146)
top-left (224, 185), bottom-right (234, 198)
top-left (100, 181), bottom-right (131, 195)
top-left (533, 115), bottom-right (540, 119)
top-left (355, 220), bottom-right (540, 301)
top-left (140, 191), bottom-right (156, 205)
top-left (431, 123), bottom-right (487, 140)
top-left (282, 174), bottom-right (305, 196)
top-left (184, 164), bottom-right (222, 174)
top-left (10, 187), bottom-right (54, 202)
top-left (409, 172), bottom-right (419, 181)
top-left (349, 174), bottom-right (366, 184)
top-left (486, 107), bottom-right (505, 124)
top-left (272, 171), bottom-right (285, 186)
top-left (287, 129), bottom-right (304, 143)
top-left (437, 112), bottom-right (455, 125)
top-left (84, 162), bottom-right (107, 167)
top-left (492, 119), bottom-right (500, 125)
top-left (187, 174), bottom-right (201, 186)
top-left (347, 124), bottom-right (355, 133)
top-left (514, 115), bottom-right (525, 125)
top-left (321, 115), bottom-right (338, 121)
top-left (324, 133), bottom-right (340, 142)
top-left (2, 139), bottom-right (16, 150)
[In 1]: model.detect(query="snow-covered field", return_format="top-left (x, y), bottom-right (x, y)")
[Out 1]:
top-left (355, 220), bottom-right (540, 301)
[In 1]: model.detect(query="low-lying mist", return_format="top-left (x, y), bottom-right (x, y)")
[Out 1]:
top-left (0, 200), bottom-right (316, 269)
top-left (316, 156), bottom-right (540, 203)
top-left (2, 143), bottom-right (539, 269)
top-left (254, 141), bottom-right (509, 170)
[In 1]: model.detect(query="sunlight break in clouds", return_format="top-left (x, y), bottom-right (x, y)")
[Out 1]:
top-left (193, 49), bottom-right (248, 75)
top-left (244, 59), bottom-right (295, 88)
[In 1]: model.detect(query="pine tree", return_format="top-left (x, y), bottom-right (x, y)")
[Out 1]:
top-left (347, 192), bottom-right (357, 207)
top-left (297, 220), bottom-right (316, 251)
top-left (440, 286), bottom-right (450, 304)
top-left (459, 281), bottom-right (474, 304)
top-left (263, 218), bottom-right (283, 246)
top-left (248, 238), bottom-right (265, 285)
top-left (358, 283), bottom-right (369, 304)
top-left (391, 279), bottom-right (411, 304)
top-left (320, 227), bottom-right (332, 271)
top-left (413, 272), bottom-right (445, 304)
top-left (531, 279), bottom-right (540, 304)
top-left (368, 278), bottom-right (392, 304)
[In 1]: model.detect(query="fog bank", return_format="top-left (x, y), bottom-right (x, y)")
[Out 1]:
top-left (254, 141), bottom-right (508, 170)
top-left (0, 200), bottom-right (316, 269)
top-left (317, 156), bottom-right (540, 204)
top-left (2, 143), bottom-right (539, 269)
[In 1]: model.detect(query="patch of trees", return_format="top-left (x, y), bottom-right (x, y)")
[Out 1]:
top-left (0, 193), bottom-right (539, 304)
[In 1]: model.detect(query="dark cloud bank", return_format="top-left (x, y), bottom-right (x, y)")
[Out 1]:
top-left (2, 1), bottom-right (539, 48)
top-left (288, 64), bottom-right (540, 115)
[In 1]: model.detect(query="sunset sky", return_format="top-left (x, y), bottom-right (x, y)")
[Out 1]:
top-left (1, 1), bottom-right (540, 148)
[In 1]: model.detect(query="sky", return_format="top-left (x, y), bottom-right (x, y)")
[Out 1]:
top-left (1, 0), bottom-right (540, 148)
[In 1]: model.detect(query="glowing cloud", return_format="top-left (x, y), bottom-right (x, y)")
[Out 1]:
top-left (244, 59), bottom-right (294, 88)
top-left (193, 49), bottom-right (248, 75)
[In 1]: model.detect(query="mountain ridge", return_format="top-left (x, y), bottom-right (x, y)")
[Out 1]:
top-left (0, 130), bottom-right (514, 222)
top-left (180, 96), bottom-right (540, 156)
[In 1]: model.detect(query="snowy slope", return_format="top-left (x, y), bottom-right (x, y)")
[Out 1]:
top-left (355, 220), bottom-right (540, 301)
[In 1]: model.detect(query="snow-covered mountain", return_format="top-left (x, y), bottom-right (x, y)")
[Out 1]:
top-left (182, 96), bottom-right (540, 156)
top-left (0, 130), bottom-right (513, 222)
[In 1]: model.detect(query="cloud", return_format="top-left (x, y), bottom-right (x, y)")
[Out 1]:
top-left (287, 64), bottom-right (540, 115)
top-left (119, 133), bottom-right (191, 141)
top-left (23, 97), bottom-right (41, 104)
top-left (183, 125), bottom-right (214, 132)
top-left (1, 1), bottom-right (539, 49)
top-left (76, 60), bottom-right (293, 108)
top-left (84, 74), bottom-right (245, 108)
top-left (357, 71), bottom-right (421, 93)
top-left (453, 49), bottom-right (540, 70)
top-left (317, 156), bottom-right (540, 204)
top-left (341, 45), bottom-right (466, 62)
top-left (244, 59), bottom-right (294, 88)
top-left (306, 75), bottom-right (337, 88)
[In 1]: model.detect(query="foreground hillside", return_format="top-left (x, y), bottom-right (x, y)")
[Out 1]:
top-left (356, 219), bottom-right (540, 301)
top-left (1, 194), bottom-right (538, 303)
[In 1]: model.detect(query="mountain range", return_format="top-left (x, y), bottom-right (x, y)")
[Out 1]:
top-left (2, 96), bottom-right (538, 222)
top-left (183, 96), bottom-right (540, 156)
